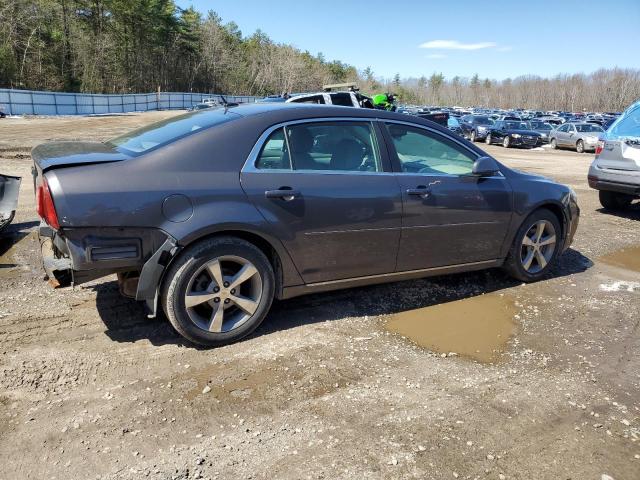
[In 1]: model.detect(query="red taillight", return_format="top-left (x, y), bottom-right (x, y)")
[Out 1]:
top-left (595, 140), bottom-right (604, 155)
top-left (36, 177), bottom-right (60, 230)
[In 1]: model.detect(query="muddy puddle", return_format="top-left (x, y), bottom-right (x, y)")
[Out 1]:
top-left (599, 246), bottom-right (640, 273)
top-left (385, 293), bottom-right (517, 363)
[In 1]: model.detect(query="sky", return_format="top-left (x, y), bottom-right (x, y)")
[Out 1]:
top-left (177, 0), bottom-right (640, 81)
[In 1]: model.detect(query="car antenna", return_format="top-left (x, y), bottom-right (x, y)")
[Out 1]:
top-left (219, 95), bottom-right (229, 111)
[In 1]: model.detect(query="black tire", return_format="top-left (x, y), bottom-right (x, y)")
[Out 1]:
top-left (161, 236), bottom-right (275, 347)
top-left (470, 130), bottom-right (477, 142)
top-left (0, 211), bottom-right (15, 233)
top-left (576, 140), bottom-right (584, 153)
top-left (503, 136), bottom-right (511, 148)
top-left (503, 209), bottom-right (562, 282)
top-left (550, 138), bottom-right (557, 149)
top-left (485, 133), bottom-right (492, 145)
top-left (599, 190), bottom-right (633, 211)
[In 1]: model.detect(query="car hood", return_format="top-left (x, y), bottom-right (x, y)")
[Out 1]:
top-left (31, 141), bottom-right (130, 172)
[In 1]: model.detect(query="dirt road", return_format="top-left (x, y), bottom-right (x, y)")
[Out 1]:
top-left (1, 113), bottom-right (638, 480)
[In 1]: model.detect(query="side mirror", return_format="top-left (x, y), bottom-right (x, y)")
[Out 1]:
top-left (472, 156), bottom-right (500, 177)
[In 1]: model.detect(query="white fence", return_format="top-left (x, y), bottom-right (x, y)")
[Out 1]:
top-left (0, 89), bottom-right (259, 115)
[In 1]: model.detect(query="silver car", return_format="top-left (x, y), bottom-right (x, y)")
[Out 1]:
top-left (588, 100), bottom-right (640, 210)
top-left (550, 122), bottom-right (604, 153)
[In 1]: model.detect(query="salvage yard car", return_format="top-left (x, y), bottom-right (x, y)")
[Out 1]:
top-left (0, 174), bottom-right (21, 233)
top-left (32, 103), bottom-right (579, 346)
top-left (459, 115), bottom-right (495, 142)
top-left (588, 100), bottom-right (640, 210)
top-left (485, 120), bottom-right (543, 148)
top-left (550, 122), bottom-right (604, 153)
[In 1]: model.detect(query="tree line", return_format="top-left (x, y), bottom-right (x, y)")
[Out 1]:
top-left (1, 0), bottom-right (638, 112)
top-left (371, 69), bottom-right (640, 113)
top-left (0, 0), bottom-right (357, 95)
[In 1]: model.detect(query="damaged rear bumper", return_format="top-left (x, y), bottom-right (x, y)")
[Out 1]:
top-left (38, 224), bottom-right (179, 317)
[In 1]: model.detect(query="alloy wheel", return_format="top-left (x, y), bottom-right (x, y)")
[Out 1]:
top-left (184, 255), bottom-right (263, 333)
top-left (520, 220), bottom-right (557, 274)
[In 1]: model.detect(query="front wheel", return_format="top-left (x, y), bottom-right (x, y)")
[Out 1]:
top-left (503, 209), bottom-right (562, 282)
top-left (576, 140), bottom-right (584, 153)
top-left (550, 138), bottom-right (557, 149)
top-left (470, 130), bottom-right (477, 142)
top-left (485, 134), bottom-right (492, 145)
top-left (599, 190), bottom-right (633, 211)
top-left (503, 136), bottom-right (511, 148)
top-left (161, 236), bottom-right (275, 347)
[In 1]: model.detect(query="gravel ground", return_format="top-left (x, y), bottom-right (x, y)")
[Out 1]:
top-left (0, 112), bottom-right (638, 480)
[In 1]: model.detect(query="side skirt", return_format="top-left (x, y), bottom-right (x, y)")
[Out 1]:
top-left (280, 259), bottom-right (503, 300)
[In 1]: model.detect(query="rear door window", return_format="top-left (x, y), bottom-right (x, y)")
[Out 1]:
top-left (285, 122), bottom-right (382, 172)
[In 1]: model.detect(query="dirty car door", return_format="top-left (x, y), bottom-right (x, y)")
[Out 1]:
top-left (241, 120), bottom-right (402, 284)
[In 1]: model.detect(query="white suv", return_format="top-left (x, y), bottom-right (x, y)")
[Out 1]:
top-left (588, 100), bottom-right (640, 210)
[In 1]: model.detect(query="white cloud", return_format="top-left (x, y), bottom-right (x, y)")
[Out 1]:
top-left (426, 53), bottom-right (447, 59)
top-left (419, 40), bottom-right (498, 51)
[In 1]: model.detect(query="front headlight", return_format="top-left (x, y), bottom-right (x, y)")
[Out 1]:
top-left (512, 133), bottom-right (521, 138)
top-left (477, 126), bottom-right (487, 131)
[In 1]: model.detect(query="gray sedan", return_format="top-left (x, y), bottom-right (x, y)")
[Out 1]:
top-left (550, 122), bottom-right (604, 153)
top-left (33, 104), bottom-right (579, 346)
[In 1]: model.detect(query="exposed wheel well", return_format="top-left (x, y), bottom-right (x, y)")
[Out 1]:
top-left (533, 204), bottom-right (565, 237)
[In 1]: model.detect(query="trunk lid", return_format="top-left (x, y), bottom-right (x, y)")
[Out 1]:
top-left (31, 141), bottom-right (130, 192)
top-left (32, 141), bottom-right (129, 173)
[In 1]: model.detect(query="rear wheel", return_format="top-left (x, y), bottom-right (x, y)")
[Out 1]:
top-left (161, 236), bottom-right (275, 347)
top-left (503, 136), bottom-right (511, 148)
top-left (576, 140), bottom-right (584, 153)
top-left (470, 130), bottom-right (477, 142)
top-left (503, 209), bottom-right (561, 282)
top-left (550, 138), bottom-right (557, 149)
top-left (599, 190), bottom-right (633, 211)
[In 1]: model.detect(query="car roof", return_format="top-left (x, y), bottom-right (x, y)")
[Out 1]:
top-left (224, 102), bottom-right (432, 124)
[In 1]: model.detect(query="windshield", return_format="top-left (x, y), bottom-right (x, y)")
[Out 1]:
top-left (532, 122), bottom-right (552, 130)
top-left (607, 103), bottom-right (640, 139)
top-left (575, 124), bottom-right (604, 133)
top-left (107, 108), bottom-right (239, 155)
top-left (505, 121), bottom-right (531, 130)
top-left (472, 116), bottom-right (494, 125)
